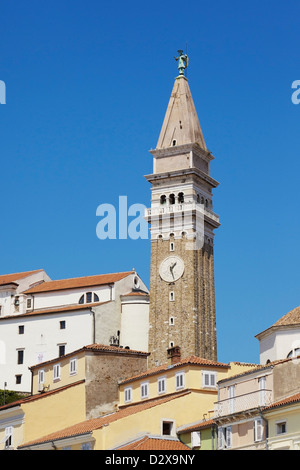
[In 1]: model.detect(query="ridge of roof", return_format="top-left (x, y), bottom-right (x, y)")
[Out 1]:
top-left (23, 271), bottom-right (134, 294)
top-left (119, 355), bottom-right (229, 385)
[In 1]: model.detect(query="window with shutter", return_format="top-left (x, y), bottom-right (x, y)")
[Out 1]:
top-left (254, 418), bottom-right (263, 442)
top-left (191, 431), bottom-right (201, 448)
top-left (202, 371), bottom-right (217, 388)
top-left (176, 372), bottom-right (185, 390)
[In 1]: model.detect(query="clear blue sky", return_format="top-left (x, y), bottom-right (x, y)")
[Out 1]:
top-left (1, 0), bottom-right (299, 365)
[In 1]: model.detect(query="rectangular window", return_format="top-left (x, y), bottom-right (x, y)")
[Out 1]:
top-left (81, 442), bottom-right (92, 450)
top-left (17, 350), bottom-right (24, 364)
top-left (218, 426), bottom-right (232, 449)
top-left (202, 371), bottom-right (217, 388)
top-left (5, 427), bottom-right (13, 449)
top-left (124, 386), bottom-right (132, 403)
top-left (191, 431), bottom-right (201, 448)
top-left (26, 298), bottom-right (32, 309)
top-left (58, 344), bottom-right (65, 357)
top-left (15, 375), bottom-right (22, 384)
top-left (60, 320), bottom-right (66, 329)
top-left (86, 292), bottom-right (92, 303)
top-left (162, 420), bottom-right (174, 436)
top-left (158, 377), bottom-right (166, 394)
top-left (254, 418), bottom-right (263, 442)
top-left (18, 325), bottom-right (24, 334)
top-left (38, 369), bottom-right (45, 384)
top-left (70, 358), bottom-right (77, 375)
top-left (53, 364), bottom-right (61, 381)
top-left (141, 382), bottom-right (149, 399)
top-left (276, 421), bottom-right (287, 435)
top-left (175, 371), bottom-right (185, 390)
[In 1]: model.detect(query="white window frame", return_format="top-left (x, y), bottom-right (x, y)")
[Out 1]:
top-left (69, 358), bottom-right (77, 375)
top-left (158, 376), bottom-right (166, 395)
top-left (141, 381), bottom-right (149, 399)
top-left (38, 369), bottom-right (45, 385)
top-left (124, 386), bottom-right (132, 403)
top-left (53, 364), bottom-right (61, 381)
top-left (254, 418), bottom-right (263, 442)
top-left (175, 371), bottom-right (185, 390)
top-left (202, 371), bottom-right (217, 389)
top-left (218, 426), bottom-right (232, 449)
top-left (191, 431), bottom-right (201, 448)
top-left (276, 420), bottom-right (287, 435)
top-left (5, 426), bottom-right (13, 449)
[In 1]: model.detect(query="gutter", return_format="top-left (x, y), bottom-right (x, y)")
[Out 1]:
top-left (259, 409), bottom-right (269, 450)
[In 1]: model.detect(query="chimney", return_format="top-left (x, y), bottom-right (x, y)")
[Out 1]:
top-left (167, 346), bottom-right (181, 365)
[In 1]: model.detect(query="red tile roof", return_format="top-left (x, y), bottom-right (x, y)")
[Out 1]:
top-left (119, 355), bottom-right (229, 385)
top-left (24, 271), bottom-right (134, 294)
top-left (0, 302), bottom-right (107, 321)
top-left (0, 270), bottom-right (44, 286)
top-left (177, 418), bottom-right (215, 434)
top-left (18, 390), bottom-right (190, 449)
top-left (116, 435), bottom-right (191, 450)
top-left (263, 392), bottom-right (300, 411)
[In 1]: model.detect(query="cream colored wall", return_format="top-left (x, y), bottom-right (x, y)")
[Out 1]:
top-left (266, 405), bottom-right (300, 450)
top-left (22, 381), bottom-right (86, 444)
top-left (93, 391), bottom-right (216, 450)
top-left (31, 351), bottom-right (86, 394)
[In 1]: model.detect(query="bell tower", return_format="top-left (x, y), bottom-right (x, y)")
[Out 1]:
top-left (146, 52), bottom-right (220, 367)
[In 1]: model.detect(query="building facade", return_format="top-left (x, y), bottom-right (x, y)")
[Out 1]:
top-left (146, 60), bottom-right (220, 367)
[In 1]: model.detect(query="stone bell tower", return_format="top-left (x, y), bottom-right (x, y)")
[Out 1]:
top-left (145, 51), bottom-right (220, 367)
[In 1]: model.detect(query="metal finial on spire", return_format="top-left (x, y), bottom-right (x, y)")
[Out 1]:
top-left (174, 49), bottom-right (189, 76)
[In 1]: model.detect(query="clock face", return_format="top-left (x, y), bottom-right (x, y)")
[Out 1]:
top-left (159, 256), bottom-right (184, 282)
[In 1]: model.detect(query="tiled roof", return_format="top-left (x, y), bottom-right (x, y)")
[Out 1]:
top-left (18, 390), bottom-right (190, 449)
top-left (0, 270), bottom-right (44, 286)
top-left (0, 302), bottom-right (106, 321)
top-left (263, 392), bottom-right (300, 411)
top-left (119, 355), bottom-right (229, 385)
top-left (177, 418), bottom-right (215, 434)
top-left (272, 306), bottom-right (300, 327)
top-left (116, 435), bottom-right (191, 450)
top-left (29, 343), bottom-right (149, 369)
top-left (24, 271), bottom-right (134, 294)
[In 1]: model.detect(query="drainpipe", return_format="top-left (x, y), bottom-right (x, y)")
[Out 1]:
top-left (259, 409), bottom-right (269, 450)
top-left (90, 309), bottom-right (96, 344)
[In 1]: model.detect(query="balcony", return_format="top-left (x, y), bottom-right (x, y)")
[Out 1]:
top-left (145, 202), bottom-right (220, 224)
top-left (214, 389), bottom-right (273, 418)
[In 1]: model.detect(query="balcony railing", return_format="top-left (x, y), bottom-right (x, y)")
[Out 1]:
top-left (145, 202), bottom-right (220, 223)
top-left (214, 389), bottom-right (273, 417)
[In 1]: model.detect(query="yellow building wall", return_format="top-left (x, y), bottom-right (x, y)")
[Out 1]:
top-left (21, 381), bottom-right (86, 444)
top-left (31, 352), bottom-right (86, 394)
top-left (266, 405), bottom-right (300, 450)
top-left (0, 408), bottom-right (25, 450)
top-left (93, 391), bottom-right (218, 450)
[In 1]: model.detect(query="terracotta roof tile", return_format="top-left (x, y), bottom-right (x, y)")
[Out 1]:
top-left (272, 306), bottom-right (300, 327)
top-left (0, 270), bottom-right (44, 286)
top-left (263, 392), bottom-right (300, 411)
top-left (23, 271), bottom-right (134, 294)
top-left (177, 418), bottom-right (215, 434)
top-left (18, 390), bottom-right (190, 449)
top-left (119, 355), bottom-right (229, 385)
top-left (116, 435), bottom-right (191, 450)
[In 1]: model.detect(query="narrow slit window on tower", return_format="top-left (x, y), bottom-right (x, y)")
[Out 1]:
top-left (170, 242), bottom-right (174, 252)
top-left (169, 292), bottom-right (175, 302)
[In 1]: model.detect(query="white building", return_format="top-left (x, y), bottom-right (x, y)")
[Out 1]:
top-left (0, 269), bottom-right (149, 392)
top-left (256, 305), bottom-right (300, 364)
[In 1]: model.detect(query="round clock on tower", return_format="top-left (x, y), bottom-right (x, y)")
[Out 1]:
top-left (145, 52), bottom-right (220, 367)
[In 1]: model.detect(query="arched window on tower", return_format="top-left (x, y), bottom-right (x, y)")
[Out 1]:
top-left (169, 194), bottom-right (175, 205)
top-left (178, 192), bottom-right (184, 203)
top-left (160, 195), bottom-right (166, 205)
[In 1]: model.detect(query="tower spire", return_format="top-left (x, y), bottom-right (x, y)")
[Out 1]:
top-left (156, 51), bottom-right (206, 150)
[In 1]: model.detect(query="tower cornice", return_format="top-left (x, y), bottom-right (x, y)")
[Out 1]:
top-left (145, 167), bottom-right (219, 189)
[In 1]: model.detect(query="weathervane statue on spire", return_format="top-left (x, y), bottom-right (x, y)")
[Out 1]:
top-left (174, 49), bottom-right (189, 76)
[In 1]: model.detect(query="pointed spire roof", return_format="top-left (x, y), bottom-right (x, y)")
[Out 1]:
top-left (156, 76), bottom-right (206, 150)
